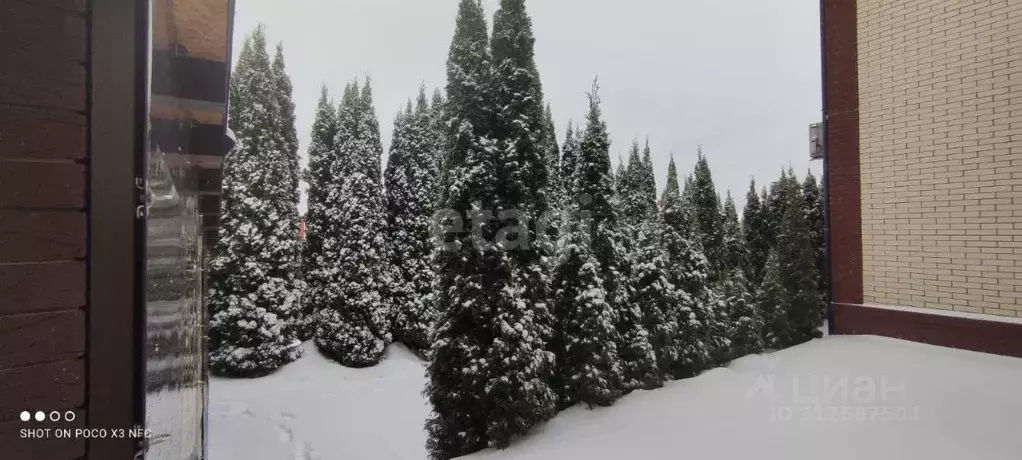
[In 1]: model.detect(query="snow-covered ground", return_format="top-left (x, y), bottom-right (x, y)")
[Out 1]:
top-left (210, 336), bottom-right (1022, 460)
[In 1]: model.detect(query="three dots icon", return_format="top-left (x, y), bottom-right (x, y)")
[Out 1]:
top-left (20, 410), bottom-right (75, 422)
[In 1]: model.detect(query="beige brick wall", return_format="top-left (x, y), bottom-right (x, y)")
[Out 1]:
top-left (857, 0), bottom-right (1022, 317)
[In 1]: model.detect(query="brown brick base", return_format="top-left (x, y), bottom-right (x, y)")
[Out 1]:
top-left (832, 303), bottom-right (1022, 358)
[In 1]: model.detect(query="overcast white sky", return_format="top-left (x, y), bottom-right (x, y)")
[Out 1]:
top-left (233, 0), bottom-right (823, 208)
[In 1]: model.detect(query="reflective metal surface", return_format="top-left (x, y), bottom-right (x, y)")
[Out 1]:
top-left (143, 0), bottom-right (233, 457)
top-left (144, 148), bottom-right (206, 460)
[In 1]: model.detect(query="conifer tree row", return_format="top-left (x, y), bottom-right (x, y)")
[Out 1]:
top-left (212, 17), bottom-right (836, 460)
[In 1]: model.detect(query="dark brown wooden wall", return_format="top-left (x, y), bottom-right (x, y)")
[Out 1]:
top-left (822, 0), bottom-right (863, 306)
top-left (0, 0), bottom-right (89, 458)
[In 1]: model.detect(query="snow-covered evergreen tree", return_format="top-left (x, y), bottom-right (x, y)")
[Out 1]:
top-left (803, 171), bottom-right (826, 300)
top-left (617, 138), bottom-right (657, 226)
top-left (660, 156), bottom-right (690, 235)
top-left (620, 140), bottom-right (672, 385)
top-left (618, 140), bottom-right (645, 226)
top-left (552, 217), bottom-right (623, 408)
top-left (271, 43), bottom-right (300, 173)
top-left (485, 0), bottom-right (559, 446)
top-left (542, 104), bottom-right (563, 217)
top-left (720, 269), bottom-right (764, 359)
top-left (679, 171), bottom-right (698, 237)
top-left (742, 179), bottom-right (769, 285)
top-left (763, 169), bottom-right (798, 251)
top-left (630, 218), bottom-right (684, 384)
top-left (690, 150), bottom-right (724, 280)
top-left (718, 192), bottom-right (762, 359)
top-left (426, 1), bottom-right (500, 456)
top-left (427, 89), bottom-right (448, 206)
top-left (720, 191), bottom-right (747, 275)
top-left (207, 27), bottom-right (302, 376)
top-left (559, 122), bottom-right (580, 197)
top-left (314, 79), bottom-right (394, 367)
top-left (776, 175), bottom-right (824, 347)
top-left (269, 41), bottom-right (307, 340)
top-left (758, 250), bottom-right (786, 349)
top-left (576, 82), bottom-right (659, 392)
top-left (385, 88), bottom-right (441, 356)
top-left (614, 154), bottom-right (626, 199)
top-left (639, 139), bottom-right (658, 213)
top-left (660, 155), bottom-right (714, 377)
top-left (304, 86), bottom-right (339, 339)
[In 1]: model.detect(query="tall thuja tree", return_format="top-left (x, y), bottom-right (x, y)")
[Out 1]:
top-left (690, 151), bottom-right (724, 280)
top-left (681, 172), bottom-right (695, 204)
top-left (485, 0), bottom-right (559, 447)
top-left (659, 155), bottom-right (711, 377)
top-left (614, 154), bottom-right (626, 198)
top-left (559, 122), bottom-right (579, 197)
top-left (269, 41), bottom-right (307, 338)
top-left (624, 164), bottom-right (691, 384)
top-left (759, 185), bottom-right (771, 246)
top-left (552, 222), bottom-right (622, 408)
top-left (763, 169), bottom-right (798, 250)
top-left (426, 1), bottom-right (500, 457)
top-left (758, 250), bottom-right (786, 349)
top-left (720, 191), bottom-right (747, 275)
top-left (688, 152), bottom-right (732, 363)
top-left (552, 115), bottom-right (624, 407)
top-left (332, 83), bottom-right (361, 178)
top-left (742, 179), bottom-right (769, 286)
top-left (385, 90), bottom-right (441, 355)
top-left (660, 156), bottom-right (688, 235)
top-left (577, 83), bottom-right (659, 392)
top-left (271, 43), bottom-right (300, 171)
top-left (630, 221), bottom-right (680, 387)
top-left (776, 175), bottom-right (824, 347)
top-left (720, 191), bottom-right (763, 359)
top-left (680, 171), bottom-right (697, 232)
top-left (803, 171), bottom-right (826, 300)
top-left (428, 88), bottom-right (448, 206)
top-left (639, 139), bottom-right (658, 213)
top-left (542, 104), bottom-right (563, 216)
top-left (634, 157), bottom-right (685, 378)
top-left (624, 140), bottom-right (671, 383)
top-left (618, 141), bottom-right (645, 226)
top-left (314, 80), bottom-right (394, 367)
top-left (208, 28), bottom-right (302, 376)
top-left (304, 86), bottom-right (339, 336)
